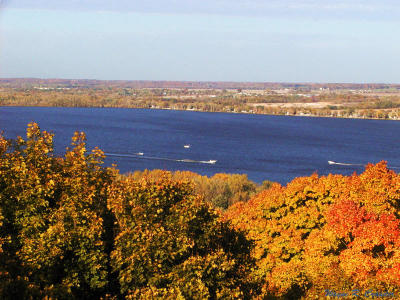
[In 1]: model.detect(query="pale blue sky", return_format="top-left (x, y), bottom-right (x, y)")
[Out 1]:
top-left (0, 0), bottom-right (399, 83)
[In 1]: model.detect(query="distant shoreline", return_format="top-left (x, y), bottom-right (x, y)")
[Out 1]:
top-left (1, 104), bottom-right (398, 122)
top-left (2, 78), bottom-right (400, 121)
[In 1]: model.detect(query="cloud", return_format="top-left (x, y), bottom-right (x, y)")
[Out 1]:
top-left (5, 0), bottom-right (400, 19)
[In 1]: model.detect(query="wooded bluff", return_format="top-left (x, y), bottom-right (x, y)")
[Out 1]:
top-left (0, 123), bottom-right (399, 299)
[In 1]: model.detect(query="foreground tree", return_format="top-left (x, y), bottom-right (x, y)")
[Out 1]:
top-left (108, 174), bottom-right (258, 299)
top-left (0, 123), bottom-right (257, 299)
top-left (302, 198), bottom-right (400, 297)
top-left (0, 123), bottom-right (116, 298)
top-left (226, 162), bottom-right (400, 298)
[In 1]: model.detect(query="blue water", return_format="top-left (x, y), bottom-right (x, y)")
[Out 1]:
top-left (1, 107), bottom-right (399, 184)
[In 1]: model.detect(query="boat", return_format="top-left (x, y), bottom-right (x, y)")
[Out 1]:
top-left (137, 152), bottom-right (144, 156)
top-left (328, 160), bottom-right (335, 165)
top-left (184, 145), bottom-right (191, 149)
top-left (207, 160), bottom-right (217, 164)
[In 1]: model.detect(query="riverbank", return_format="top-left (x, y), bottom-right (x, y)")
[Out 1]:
top-left (2, 80), bottom-right (400, 121)
top-left (2, 102), bottom-right (400, 122)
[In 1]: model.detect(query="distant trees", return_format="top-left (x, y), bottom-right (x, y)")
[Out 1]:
top-left (2, 86), bottom-right (400, 120)
top-left (128, 170), bottom-right (268, 210)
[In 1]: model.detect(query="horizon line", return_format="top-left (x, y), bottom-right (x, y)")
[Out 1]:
top-left (0, 77), bottom-right (399, 86)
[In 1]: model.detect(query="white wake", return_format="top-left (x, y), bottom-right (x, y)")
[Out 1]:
top-left (105, 152), bottom-right (217, 165)
top-left (328, 160), bottom-right (400, 169)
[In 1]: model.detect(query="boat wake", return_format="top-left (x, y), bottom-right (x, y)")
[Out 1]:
top-left (105, 152), bottom-right (217, 165)
top-left (328, 160), bottom-right (362, 166)
top-left (328, 160), bottom-right (400, 169)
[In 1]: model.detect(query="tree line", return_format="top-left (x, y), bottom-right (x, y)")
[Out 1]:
top-left (2, 87), bottom-right (400, 120)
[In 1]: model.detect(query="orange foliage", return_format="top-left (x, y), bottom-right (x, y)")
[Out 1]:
top-left (4, 122), bottom-right (400, 299)
top-left (226, 161), bottom-right (400, 298)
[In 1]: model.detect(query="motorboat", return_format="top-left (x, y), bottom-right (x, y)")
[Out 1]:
top-left (206, 160), bottom-right (217, 164)
top-left (184, 145), bottom-right (191, 149)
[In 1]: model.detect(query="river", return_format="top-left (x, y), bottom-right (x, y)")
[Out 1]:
top-left (1, 106), bottom-right (399, 184)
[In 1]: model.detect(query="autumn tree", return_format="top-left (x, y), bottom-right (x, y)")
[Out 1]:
top-left (226, 162), bottom-right (400, 298)
top-left (0, 123), bottom-right (116, 298)
top-left (108, 174), bottom-right (258, 299)
top-left (0, 123), bottom-right (258, 299)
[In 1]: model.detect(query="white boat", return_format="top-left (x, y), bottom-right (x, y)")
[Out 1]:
top-left (184, 145), bottom-right (191, 149)
top-left (201, 160), bottom-right (217, 164)
top-left (328, 160), bottom-right (356, 166)
top-left (137, 152), bottom-right (144, 156)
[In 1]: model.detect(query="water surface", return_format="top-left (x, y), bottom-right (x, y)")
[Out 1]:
top-left (1, 107), bottom-right (399, 184)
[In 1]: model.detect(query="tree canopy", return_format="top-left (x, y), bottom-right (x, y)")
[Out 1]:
top-left (226, 161), bottom-right (400, 298)
top-left (0, 123), bottom-right (256, 299)
top-left (2, 123), bottom-right (400, 299)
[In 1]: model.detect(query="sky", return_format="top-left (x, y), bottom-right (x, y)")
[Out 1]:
top-left (0, 0), bottom-right (399, 83)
